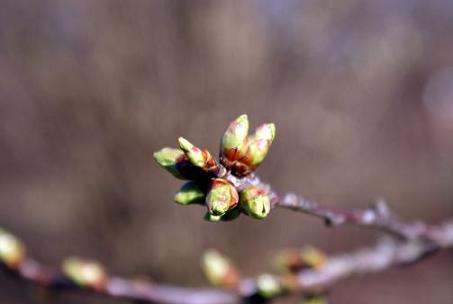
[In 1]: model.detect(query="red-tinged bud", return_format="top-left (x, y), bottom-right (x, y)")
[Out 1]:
top-left (221, 119), bottom-right (276, 177)
top-left (178, 137), bottom-right (205, 167)
top-left (221, 114), bottom-right (249, 165)
top-left (0, 228), bottom-right (25, 268)
top-left (239, 186), bottom-right (271, 219)
top-left (242, 123), bottom-right (275, 170)
top-left (273, 247), bottom-right (327, 273)
top-left (62, 257), bottom-right (107, 291)
top-left (178, 137), bottom-right (218, 173)
top-left (201, 249), bottom-right (240, 288)
top-left (206, 178), bottom-right (239, 216)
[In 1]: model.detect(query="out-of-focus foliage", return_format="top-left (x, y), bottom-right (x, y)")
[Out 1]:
top-left (0, 1), bottom-right (452, 303)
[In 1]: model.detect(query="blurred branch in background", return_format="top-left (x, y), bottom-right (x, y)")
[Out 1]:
top-left (0, 205), bottom-right (453, 304)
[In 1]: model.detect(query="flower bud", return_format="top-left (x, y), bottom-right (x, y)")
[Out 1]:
top-left (254, 123), bottom-right (276, 143)
top-left (273, 247), bottom-right (327, 273)
top-left (174, 182), bottom-right (205, 205)
top-left (204, 208), bottom-right (241, 222)
top-left (178, 137), bottom-right (218, 172)
top-left (221, 114), bottom-right (249, 163)
top-left (243, 123), bottom-right (275, 169)
top-left (256, 274), bottom-right (284, 299)
top-left (204, 212), bottom-right (222, 222)
top-left (201, 249), bottom-right (239, 288)
top-left (62, 257), bottom-right (107, 290)
top-left (0, 229), bottom-right (25, 268)
top-left (153, 148), bottom-right (186, 179)
top-left (300, 247), bottom-right (327, 270)
top-left (206, 179), bottom-right (239, 216)
top-left (178, 137), bottom-right (205, 168)
top-left (239, 186), bottom-right (271, 219)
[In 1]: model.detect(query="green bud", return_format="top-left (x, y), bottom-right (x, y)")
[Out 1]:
top-left (153, 148), bottom-right (186, 179)
top-left (201, 249), bottom-right (239, 288)
top-left (254, 123), bottom-right (276, 142)
top-left (206, 179), bottom-right (239, 216)
top-left (256, 274), bottom-right (284, 299)
top-left (62, 257), bottom-right (107, 290)
top-left (221, 114), bottom-right (249, 161)
top-left (178, 137), bottom-right (218, 172)
top-left (242, 123), bottom-right (275, 169)
top-left (300, 247), bottom-right (327, 270)
top-left (0, 229), bottom-right (25, 268)
top-left (204, 208), bottom-right (241, 222)
top-left (272, 247), bottom-right (326, 273)
top-left (204, 212), bottom-right (223, 222)
top-left (240, 186), bottom-right (271, 219)
top-left (174, 182), bottom-right (205, 205)
top-left (178, 137), bottom-right (205, 168)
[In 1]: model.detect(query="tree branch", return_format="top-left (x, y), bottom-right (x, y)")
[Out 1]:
top-left (2, 221), bottom-right (453, 304)
top-left (2, 173), bottom-right (453, 303)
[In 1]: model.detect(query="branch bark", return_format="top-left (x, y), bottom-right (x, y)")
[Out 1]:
top-left (2, 172), bottom-right (453, 303)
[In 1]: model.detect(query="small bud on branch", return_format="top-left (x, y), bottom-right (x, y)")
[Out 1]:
top-left (206, 179), bottom-right (239, 216)
top-left (201, 250), bottom-right (240, 289)
top-left (0, 228), bottom-right (25, 269)
top-left (239, 186), bottom-right (271, 219)
top-left (62, 257), bottom-right (107, 291)
top-left (175, 182), bottom-right (205, 205)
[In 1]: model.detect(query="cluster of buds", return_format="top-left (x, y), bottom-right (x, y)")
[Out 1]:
top-left (62, 257), bottom-right (107, 291)
top-left (0, 228), bottom-right (26, 269)
top-left (154, 114), bottom-right (275, 221)
top-left (272, 247), bottom-right (327, 274)
top-left (220, 115), bottom-right (275, 176)
top-left (201, 249), bottom-right (240, 288)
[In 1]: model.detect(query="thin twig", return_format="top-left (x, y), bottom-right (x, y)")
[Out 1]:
top-left (2, 171), bottom-right (453, 303)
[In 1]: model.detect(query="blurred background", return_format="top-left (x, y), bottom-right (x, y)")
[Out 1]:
top-left (0, 0), bottom-right (453, 303)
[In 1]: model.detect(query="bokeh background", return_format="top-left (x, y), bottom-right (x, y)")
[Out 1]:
top-left (1, 1), bottom-right (453, 303)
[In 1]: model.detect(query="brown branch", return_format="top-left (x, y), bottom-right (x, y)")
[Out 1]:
top-left (10, 258), bottom-right (238, 304)
top-left (2, 172), bottom-right (453, 303)
top-left (277, 193), bottom-right (431, 241)
top-left (224, 173), bottom-right (443, 242)
top-left (2, 222), bottom-right (453, 304)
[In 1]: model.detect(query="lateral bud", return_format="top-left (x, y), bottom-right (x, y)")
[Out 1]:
top-left (204, 208), bottom-right (241, 222)
top-left (206, 178), bottom-right (239, 216)
top-left (201, 249), bottom-right (239, 288)
top-left (62, 257), bottom-right (107, 291)
top-left (153, 147), bottom-right (187, 179)
top-left (178, 137), bottom-right (218, 172)
top-left (174, 182), bottom-right (205, 205)
top-left (239, 186), bottom-right (271, 219)
top-left (273, 247), bottom-right (327, 273)
top-left (256, 273), bottom-right (285, 299)
top-left (0, 228), bottom-right (25, 269)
